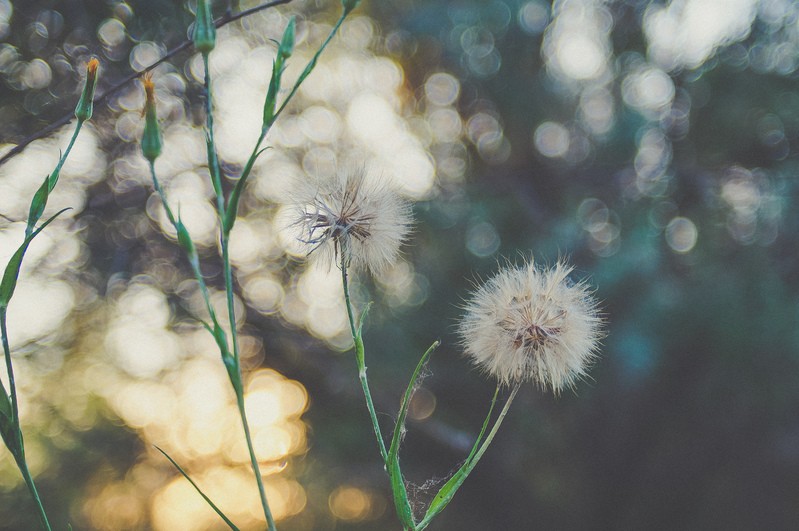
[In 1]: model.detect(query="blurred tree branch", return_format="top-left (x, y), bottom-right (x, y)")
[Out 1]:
top-left (0, 0), bottom-right (292, 168)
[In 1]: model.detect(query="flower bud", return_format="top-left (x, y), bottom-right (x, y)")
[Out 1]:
top-left (193, 0), bottom-right (216, 54)
top-left (75, 57), bottom-right (99, 122)
top-left (141, 74), bottom-right (162, 162)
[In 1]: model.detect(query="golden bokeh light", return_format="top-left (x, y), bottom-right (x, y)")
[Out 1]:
top-left (0, 1), bottom-right (464, 527)
top-left (328, 485), bottom-right (386, 522)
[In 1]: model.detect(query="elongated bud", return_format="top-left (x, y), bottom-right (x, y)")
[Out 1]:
top-left (193, 0), bottom-right (216, 54)
top-left (341, 0), bottom-right (361, 14)
top-left (141, 74), bottom-right (162, 162)
top-left (75, 57), bottom-right (99, 121)
top-left (278, 17), bottom-right (295, 60)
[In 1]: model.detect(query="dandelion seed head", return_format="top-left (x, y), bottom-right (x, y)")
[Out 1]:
top-left (458, 259), bottom-right (602, 393)
top-left (290, 169), bottom-right (412, 274)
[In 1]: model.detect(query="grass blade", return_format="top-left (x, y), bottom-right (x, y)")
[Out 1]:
top-left (154, 445), bottom-right (240, 531)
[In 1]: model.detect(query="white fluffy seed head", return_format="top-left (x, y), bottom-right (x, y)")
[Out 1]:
top-left (290, 169), bottom-right (412, 274)
top-left (458, 260), bottom-right (603, 393)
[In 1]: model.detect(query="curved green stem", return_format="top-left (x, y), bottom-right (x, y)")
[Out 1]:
top-left (202, 54), bottom-right (226, 218)
top-left (1, 308), bottom-right (19, 432)
top-left (272, 12), bottom-right (348, 123)
top-left (236, 392), bottom-right (276, 531)
top-left (201, 52), bottom-right (275, 530)
top-left (1, 309), bottom-right (52, 531)
top-left (340, 256), bottom-right (388, 464)
top-left (148, 162), bottom-right (217, 323)
top-left (415, 384), bottom-right (519, 531)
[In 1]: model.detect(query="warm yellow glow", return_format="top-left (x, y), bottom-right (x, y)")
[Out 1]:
top-left (151, 467), bottom-right (306, 530)
top-left (408, 387), bottom-right (437, 421)
top-left (85, 482), bottom-right (147, 530)
top-left (0, 6), bottom-right (443, 529)
top-left (328, 485), bottom-right (385, 522)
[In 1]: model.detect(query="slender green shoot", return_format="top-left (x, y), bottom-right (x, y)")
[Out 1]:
top-left (198, 41), bottom-right (277, 531)
top-left (385, 340), bottom-right (440, 529)
top-left (416, 384), bottom-right (519, 530)
top-left (225, 8), bottom-right (350, 235)
top-left (340, 256), bottom-right (389, 463)
top-left (145, 3), bottom-right (360, 528)
top-left (0, 56), bottom-right (97, 529)
top-left (154, 445), bottom-right (240, 531)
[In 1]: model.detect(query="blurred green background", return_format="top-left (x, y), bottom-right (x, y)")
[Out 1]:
top-left (2, 0), bottom-right (799, 529)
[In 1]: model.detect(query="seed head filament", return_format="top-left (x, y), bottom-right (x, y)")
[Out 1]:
top-left (297, 176), bottom-right (376, 262)
top-left (500, 295), bottom-right (567, 353)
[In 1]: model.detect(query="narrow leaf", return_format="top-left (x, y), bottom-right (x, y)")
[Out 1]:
top-left (25, 175), bottom-right (49, 237)
top-left (205, 131), bottom-right (222, 198)
top-left (224, 145), bottom-right (270, 235)
top-left (388, 457), bottom-right (415, 529)
top-left (154, 445), bottom-right (240, 531)
top-left (422, 391), bottom-right (499, 522)
top-left (419, 386), bottom-right (517, 529)
top-left (357, 302), bottom-right (373, 339)
top-left (388, 340), bottom-right (440, 460)
top-left (0, 208), bottom-right (71, 309)
top-left (386, 340), bottom-right (440, 530)
top-left (422, 467), bottom-right (468, 524)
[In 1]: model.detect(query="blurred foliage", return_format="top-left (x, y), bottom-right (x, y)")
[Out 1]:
top-left (2, 0), bottom-right (799, 529)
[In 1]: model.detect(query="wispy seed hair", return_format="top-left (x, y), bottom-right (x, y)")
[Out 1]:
top-left (290, 169), bottom-right (413, 275)
top-left (458, 259), bottom-right (603, 393)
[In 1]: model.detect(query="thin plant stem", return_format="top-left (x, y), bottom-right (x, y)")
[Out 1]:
top-left (147, 162), bottom-right (217, 322)
top-left (46, 120), bottom-right (83, 191)
top-left (201, 52), bottom-right (275, 531)
top-left (0, 309), bottom-right (52, 531)
top-left (340, 255), bottom-right (389, 464)
top-left (225, 11), bottom-right (351, 234)
top-left (0, 0), bottom-right (292, 169)
top-left (202, 54), bottom-right (227, 221)
top-left (235, 392), bottom-right (276, 531)
top-left (415, 384), bottom-right (520, 531)
top-left (272, 11), bottom-right (348, 123)
top-left (1, 309), bottom-right (19, 430)
top-left (154, 445), bottom-right (240, 531)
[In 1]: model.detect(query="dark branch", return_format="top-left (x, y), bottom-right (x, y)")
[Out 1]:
top-left (0, 0), bottom-right (292, 168)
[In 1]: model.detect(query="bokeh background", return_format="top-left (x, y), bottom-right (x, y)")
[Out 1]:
top-left (1, 0), bottom-right (799, 529)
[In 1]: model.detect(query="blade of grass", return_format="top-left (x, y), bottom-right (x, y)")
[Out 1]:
top-left (154, 446), bottom-right (240, 531)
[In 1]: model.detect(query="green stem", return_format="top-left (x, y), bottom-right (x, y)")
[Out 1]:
top-left (272, 12), bottom-right (348, 123)
top-left (26, 120), bottom-right (83, 238)
top-left (202, 52), bottom-right (275, 530)
top-left (224, 11), bottom-right (350, 235)
top-left (0, 309), bottom-right (52, 531)
top-left (235, 392), bottom-right (276, 531)
top-left (1, 308), bottom-right (19, 429)
top-left (48, 119), bottom-right (83, 191)
top-left (340, 256), bottom-right (388, 464)
top-left (203, 54), bottom-right (226, 217)
top-left (148, 162), bottom-right (217, 322)
top-left (148, 162), bottom-right (176, 225)
top-left (415, 384), bottom-right (520, 531)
